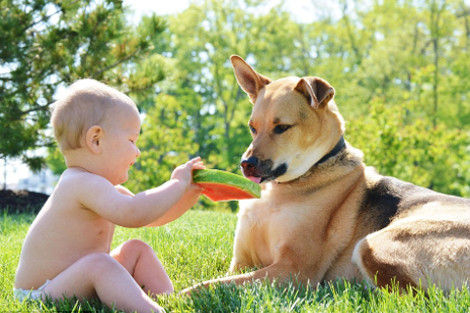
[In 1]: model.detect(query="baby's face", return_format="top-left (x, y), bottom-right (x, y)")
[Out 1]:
top-left (99, 106), bottom-right (141, 185)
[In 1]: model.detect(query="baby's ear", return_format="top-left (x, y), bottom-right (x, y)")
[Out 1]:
top-left (85, 125), bottom-right (103, 154)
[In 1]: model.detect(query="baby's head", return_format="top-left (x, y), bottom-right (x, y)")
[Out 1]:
top-left (52, 79), bottom-right (139, 153)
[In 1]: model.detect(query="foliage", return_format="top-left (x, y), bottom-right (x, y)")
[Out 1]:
top-left (347, 98), bottom-right (470, 196)
top-left (125, 93), bottom-right (199, 191)
top-left (1, 0), bottom-right (167, 171)
top-left (3, 211), bottom-right (470, 312)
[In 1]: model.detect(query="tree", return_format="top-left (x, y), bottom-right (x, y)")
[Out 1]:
top-left (0, 0), bottom-right (166, 182)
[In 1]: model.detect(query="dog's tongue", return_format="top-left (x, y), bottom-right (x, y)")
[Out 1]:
top-left (247, 176), bottom-right (262, 184)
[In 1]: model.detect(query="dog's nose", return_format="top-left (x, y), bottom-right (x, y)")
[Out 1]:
top-left (240, 156), bottom-right (259, 170)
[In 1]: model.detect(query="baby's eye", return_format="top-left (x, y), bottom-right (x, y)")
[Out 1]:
top-left (249, 125), bottom-right (257, 134)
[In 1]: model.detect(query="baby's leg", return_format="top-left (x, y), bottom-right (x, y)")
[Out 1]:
top-left (43, 253), bottom-right (163, 313)
top-left (111, 239), bottom-right (173, 296)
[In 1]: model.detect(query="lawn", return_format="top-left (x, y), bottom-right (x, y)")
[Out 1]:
top-left (2, 210), bottom-right (470, 312)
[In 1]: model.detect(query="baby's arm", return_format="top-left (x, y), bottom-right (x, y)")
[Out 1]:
top-left (78, 158), bottom-right (203, 228)
top-left (146, 158), bottom-right (204, 226)
top-left (115, 184), bottom-right (134, 196)
top-left (145, 183), bottom-right (201, 227)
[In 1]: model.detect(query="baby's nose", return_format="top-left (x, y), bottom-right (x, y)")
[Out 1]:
top-left (136, 147), bottom-right (141, 158)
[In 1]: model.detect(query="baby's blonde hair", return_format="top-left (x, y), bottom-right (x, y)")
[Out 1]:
top-left (51, 79), bottom-right (136, 152)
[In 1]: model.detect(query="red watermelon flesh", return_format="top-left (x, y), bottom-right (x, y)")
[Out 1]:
top-left (192, 169), bottom-right (261, 202)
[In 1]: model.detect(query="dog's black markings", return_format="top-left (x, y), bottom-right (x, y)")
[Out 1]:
top-left (360, 176), bottom-right (470, 231)
top-left (259, 161), bottom-right (287, 183)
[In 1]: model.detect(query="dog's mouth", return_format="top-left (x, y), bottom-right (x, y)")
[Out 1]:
top-left (246, 176), bottom-right (262, 184)
top-left (240, 157), bottom-right (287, 183)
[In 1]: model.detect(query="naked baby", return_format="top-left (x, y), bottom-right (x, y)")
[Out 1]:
top-left (14, 79), bottom-right (204, 313)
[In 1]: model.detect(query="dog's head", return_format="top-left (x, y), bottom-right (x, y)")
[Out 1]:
top-left (231, 55), bottom-right (345, 183)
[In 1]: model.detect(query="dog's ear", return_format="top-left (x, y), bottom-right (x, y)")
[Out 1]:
top-left (295, 77), bottom-right (335, 109)
top-left (230, 55), bottom-right (271, 103)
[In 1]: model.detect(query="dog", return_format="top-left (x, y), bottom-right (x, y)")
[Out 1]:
top-left (185, 55), bottom-right (470, 293)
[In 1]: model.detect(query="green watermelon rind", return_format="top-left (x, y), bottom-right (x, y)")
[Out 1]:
top-left (192, 169), bottom-right (261, 199)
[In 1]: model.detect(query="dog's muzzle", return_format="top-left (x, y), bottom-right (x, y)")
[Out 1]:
top-left (240, 156), bottom-right (287, 183)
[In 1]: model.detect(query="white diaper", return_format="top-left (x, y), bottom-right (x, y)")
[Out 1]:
top-left (14, 280), bottom-right (51, 302)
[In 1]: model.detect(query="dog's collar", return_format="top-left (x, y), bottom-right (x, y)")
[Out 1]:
top-left (315, 135), bottom-right (345, 166)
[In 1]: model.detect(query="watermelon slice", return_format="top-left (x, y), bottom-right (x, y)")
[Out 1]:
top-left (192, 169), bottom-right (261, 202)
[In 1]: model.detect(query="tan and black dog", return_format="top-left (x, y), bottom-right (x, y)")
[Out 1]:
top-left (187, 55), bottom-right (470, 293)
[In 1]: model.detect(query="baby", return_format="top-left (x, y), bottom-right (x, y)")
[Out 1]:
top-left (14, 79), bottom-right (204, 313)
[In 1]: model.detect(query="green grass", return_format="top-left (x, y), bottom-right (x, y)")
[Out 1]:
top-left (2, 210), bottom-right (470, 312)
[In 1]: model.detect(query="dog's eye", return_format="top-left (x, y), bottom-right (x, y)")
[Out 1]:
top-left (249, 125), bottom-right (257, 134)
top-left (273, 124), bottom-right (291, 134)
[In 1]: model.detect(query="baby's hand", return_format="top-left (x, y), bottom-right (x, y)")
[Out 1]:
top-left (171, 157), bottom-right (205, 188)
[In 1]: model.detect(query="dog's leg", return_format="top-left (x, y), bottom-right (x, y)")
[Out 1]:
top-left (181, 261), bottom-right (314, 295)
top-left (352, 218), bottom-right (470, 292)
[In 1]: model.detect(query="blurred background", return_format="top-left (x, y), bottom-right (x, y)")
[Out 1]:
top-left (1, 0), bottom-right (469, 211)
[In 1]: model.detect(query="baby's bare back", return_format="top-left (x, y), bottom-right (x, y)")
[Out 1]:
top-left (15, 170), bottom-right (115, 289)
